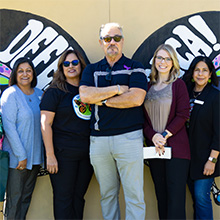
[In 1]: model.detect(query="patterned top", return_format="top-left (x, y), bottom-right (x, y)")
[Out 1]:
top-left (144, 83), bottom-right (172, 133)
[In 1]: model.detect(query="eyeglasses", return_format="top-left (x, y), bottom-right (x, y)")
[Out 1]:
top-left (105, 67), bottom-right (112, 81)
top-left (100, 35), bottom-right (123, 43)
top-left (63, 60), bottom-right (79, 67)
top-left (155, 56), bottom-right (172, 63)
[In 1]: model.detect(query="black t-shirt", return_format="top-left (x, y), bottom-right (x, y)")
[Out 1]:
top-left (40, 83), bottom-right (90, 157)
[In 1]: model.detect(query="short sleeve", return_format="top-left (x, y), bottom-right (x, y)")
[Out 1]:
top-left (40, 87), bottom-right (61, 112)
top-left (129, 61), bottom-right (148, 91)
top-left (80, 64), bottom-right (95, 87)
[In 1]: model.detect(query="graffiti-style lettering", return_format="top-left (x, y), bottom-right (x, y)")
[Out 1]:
top-left (189, 15), bottom-right (220, 51)
top-left (173, 25), bottom-right (212, 56)
top-left (0, 19), bottom-right (71, 89)
top-left (165, 37), bottom-right (190, 75)
top-left (0, 20), bottom-right (44, 63)
top-left (139, 14), bottom-right (219, 78)
top-left (10, 27), bottom-right (58, 67)
top-left (0, 9), bottom-right (89, 94)
top-left (33, 36), bottom-right (68, 67)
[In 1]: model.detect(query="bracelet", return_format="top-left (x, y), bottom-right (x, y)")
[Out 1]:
top-left (117, 84), bottom-right (120, 95)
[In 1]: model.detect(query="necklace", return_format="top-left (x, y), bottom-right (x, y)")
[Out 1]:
top-left (193, 90), bottom-right (201, 99)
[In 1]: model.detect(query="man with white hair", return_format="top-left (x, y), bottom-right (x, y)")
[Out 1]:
top-left (80, 22), bottom-right (147, 220)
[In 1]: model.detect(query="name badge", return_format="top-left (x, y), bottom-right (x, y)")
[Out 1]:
top-left (194, 99), bottom-right (204, 105)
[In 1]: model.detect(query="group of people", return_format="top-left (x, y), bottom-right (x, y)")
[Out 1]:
top-left (0, 22), bottom-right (219, 220)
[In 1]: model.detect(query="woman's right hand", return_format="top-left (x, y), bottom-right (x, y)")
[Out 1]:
top-left (46, 154), bottom-right (58, 174)
top-left (152, 133), bottom-right (166, 155)
top-left (16, 159), bottom-right (27, 170)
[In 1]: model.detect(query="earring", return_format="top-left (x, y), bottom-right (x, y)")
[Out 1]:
top-left (208, 79), bottom-right (211, 83)
top-left (191, 78), bottom-right (195, 82)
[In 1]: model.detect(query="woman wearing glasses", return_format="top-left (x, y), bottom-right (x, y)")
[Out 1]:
top-left (143, 44), bottom-right (190, 219)
top-left (40, 49), bottom-right (93, 220)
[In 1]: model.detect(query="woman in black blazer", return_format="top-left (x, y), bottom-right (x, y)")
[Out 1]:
top-left (184, 56), bottom-right (220, 220)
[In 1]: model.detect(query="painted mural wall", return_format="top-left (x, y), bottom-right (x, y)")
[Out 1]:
top-left (0, 0), bottom-right (219, 219)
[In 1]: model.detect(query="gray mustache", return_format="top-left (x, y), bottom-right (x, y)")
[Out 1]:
top-left (108, 45), bottom-right (118, 49)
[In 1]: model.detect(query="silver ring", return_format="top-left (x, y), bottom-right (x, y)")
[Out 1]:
top-left (20, 167), bottom-right (23, 169)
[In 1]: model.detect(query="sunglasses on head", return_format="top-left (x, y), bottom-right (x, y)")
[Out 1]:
top-left (100, 35), bottom-right (123, 43)
top-left (63, 60), bottom-right (79, 67)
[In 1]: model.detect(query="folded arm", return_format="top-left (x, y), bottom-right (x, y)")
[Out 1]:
top-left (102, 88), bottom-right (146, 108)
top-left (79, 85), bottom-right (129, 104)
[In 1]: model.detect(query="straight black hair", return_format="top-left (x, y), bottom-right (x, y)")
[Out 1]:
top-left (9, 57), bottom-right (37, 88)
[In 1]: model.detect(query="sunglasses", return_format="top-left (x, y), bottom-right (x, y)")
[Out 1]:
top-left (105, 67), bottom-right (112, 81)
top-left (63, 60), bottom-right (79, 67)
top-left (100, 35), bottom-right (123, 43)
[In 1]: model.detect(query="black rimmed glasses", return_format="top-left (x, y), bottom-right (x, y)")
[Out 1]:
top-left (155, 56), bottom-right (172, 63)
top-left (100, 35), bottom-right (123, 43)
top-left (105, 67), bottom-right (112, 81)
top-left (63, 60), bottom-right (79, 67)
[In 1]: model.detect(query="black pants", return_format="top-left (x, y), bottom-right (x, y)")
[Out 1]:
top-left (50, 152), bottom-right (93, 220)
top-left (148, 158), bottom-right (190, 220)
top-left (4, 165), bottom-right (40, 220)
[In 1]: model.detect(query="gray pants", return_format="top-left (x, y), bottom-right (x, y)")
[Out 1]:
top-left (90, 129), bottom-right (146, 220)
top-left (4, 165), bottom-right (39, 220)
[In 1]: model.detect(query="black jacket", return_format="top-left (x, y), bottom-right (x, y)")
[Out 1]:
top-left (188, 84), bottom-right (220, 180)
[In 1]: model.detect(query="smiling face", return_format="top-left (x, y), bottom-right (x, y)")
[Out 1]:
top-left (193, 61), bottom-right (212, 91)
top-left (63, 53), bottom-right (81, 84)
top-left (16, 62), bottom-right (33, 89)
top-left (99, 26), bottom-right (124, 59)
top-left (155, 49), bottom-right (173, 76)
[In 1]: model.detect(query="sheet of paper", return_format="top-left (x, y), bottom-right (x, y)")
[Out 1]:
top-left (143, 146), bottom-right (172, 159)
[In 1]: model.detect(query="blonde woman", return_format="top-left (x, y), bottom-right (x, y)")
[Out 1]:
top-left (143, 44), bottom-right (190, 219)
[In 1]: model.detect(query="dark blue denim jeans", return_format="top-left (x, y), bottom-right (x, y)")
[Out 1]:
top-left (192, 178), bottom-right (214, 220)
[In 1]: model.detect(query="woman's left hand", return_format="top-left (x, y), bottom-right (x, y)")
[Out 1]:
top-left (16, 159), bottom-right (27, 170)
top-left (203, 160), bottom-right (215, 176)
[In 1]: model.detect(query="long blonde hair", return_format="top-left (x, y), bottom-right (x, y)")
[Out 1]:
top-left (149, 44), bottom-right (180, 84)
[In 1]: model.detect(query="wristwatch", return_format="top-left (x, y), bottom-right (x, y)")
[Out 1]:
top-left (161, 131), bottom-right (168, 138)
top-left (208, 157), bottom-right (217, 163)
top-left (102, 99), bottom-right (107, 106)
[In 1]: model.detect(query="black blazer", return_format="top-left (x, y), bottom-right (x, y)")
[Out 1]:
top-left (188, 84), bottom-right (220, 180)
